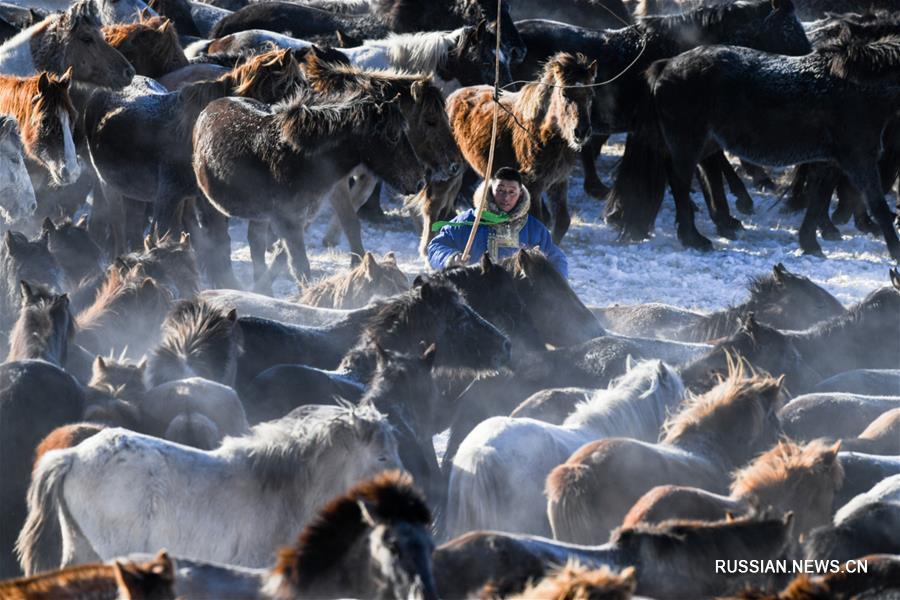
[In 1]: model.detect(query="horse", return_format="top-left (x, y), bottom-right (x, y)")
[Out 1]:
top-left (0, 230), bottom-right (62, 332)
top-left (445, 359), bottom-right (685, 539)
top-left (75, 265), bottom-right (174, 360)
top-left (804, 501), bottom-right (900, 562)
top-left (509, 387), bottom-right (593, 424)
top-left (103, 16), bottom-right (188, 79)
top-left (812, 369), bottom-right (900, 395)
top-left (40, 217), bottom-right (102, 290)
top-left (0, 70), bottom-right (80, 187)
top-left (84, 48), bottom-right (302, 257)
top-left (145, 299), bottom-right (243, 388)
top-left (433, 513), bottom-right (794, 598)
top-left (0, 359), bottom-right (84, 577)
top-left (621, 440), bottom-right (844, 539)
top-left (416, 52), bottom-right (596, 250)
top-left (0, 117), bottom-right (35, 227)
top-left (17, 403), bottom-right (401, 573)
top-left (0, 550), bottom-right (175, 600)
top-left (11, 0), bottom-right (154, 27)
top-left (5, 281), bottom-right (73, 366)
top-left (639, 31), bottom-right (900, 259)
top-left (779, 393), bottom-right (900, 441)
top-left (836, 408), bottom-right (900, 455)
top-left (512, 0), bottom-right (811, 224)
top-left (834, 451), bottom-right (900, 511)
top-left (546, 361), bottom-right (785, 544)
top-left (245, 55), bottom-right (456, 282)
top-left (235, 278), bottom-right (510, 390)
top-left (0, 0), bottom-right (134, 88)
top-left (117, 231), bottom-right (199, 300)
top-left (192, 86), bottom-right (426, 285)
top-left (208, 22), bottom-right (507, 95)
top-left (201, 287), bottom-right (355, 326)
top-left (297, 252), bottom-right (407, 309)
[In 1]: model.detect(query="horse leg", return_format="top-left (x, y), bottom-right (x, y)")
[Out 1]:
top-left (581, 134), bottom-right (610, 200)
top-left (798, 168), bottom-right (835, 257)
top-left (195, 199), bottom-right (239, 289)
top-left (698, 153), bottom-right (742, 239)
top-left (719, 153), bottom-right (755, 215)
top-left (329, 171), bottom-right (376, 262)
top-left (271, 213), bottom-right (311, 285)
top-left (94, 181), bottom-right (128, 256)
top-left (836, 176), bottom-right (879, 235)
top-left (150, 174), bottom-right (186, 240)
top-left (739, 159), bottom-right (776, 191)
top-left (247, 220), bottom-right (271, 294)
top-left (357, 180), bottom-right (385, 223)
top-left (547, 180), bottom-right (570, 244)
top-left (842, 160), bottom-right (900, 262)
top-left (123, 197), bottom-right (148, 251)
top-left (416, 173), bottom-right (464, 258)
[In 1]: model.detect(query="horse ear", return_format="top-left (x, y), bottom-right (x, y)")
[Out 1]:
top-left (4, 230), bottom-right (27, 254)
top-left (137, 357), bottom-right (148, 372)
top-left (625, 354), bottom-right (636, 372)
top-left (620, 566), bottom-right (636, 586)
top-left (588, 60), bottom-right (598, 81)
top-left (479, 252), bottom-right (494, 274)
top-left (515, 249), bottom-right (529, 272)
top-left (410, 79), bottom-right (428, 103)
top-left (19, 280), bottom-right (35, 303)
top-left (36, 71), bottom-right (51, 98)
top-left (75, 214), bottom-right (88, 229)
top-left (725, 511), bottom-right (736, 523)
top-left (740, 312), bottom-right (759, 336)
top-left (412, 274), bottom-right (425, 288)
top-left (890, 268), bottom-right (900, 291)
top-left (59, 67), bottom-right (73, 88)
top-left (771, 0), bottom-right (795, 12)
top-left (179, 231), bottom-right (191, 248)
top-left (94, 355), bottom-right (107, 374)
top-left (362, 252), bottom-right (378, 276)
top-left (113, 257), bottom-right (129, 273)
top-left (422, 342), bottom-right (437, 367)
top-left (419, 282), bottom-right (434, 302)
top-left (41, 216), bottom-right (55, 236)
top-left (782, 511), bottom-right (794, 531)
top-left (823, 440), bottom-right (842, 464)
top-left (383, 251), bottom-right (397, 266)
top-left (772, 262), bottom-right (787, 283)
top-left (143, 234), bottom-right (155, 253)
top-left (52, 293), bottom-right (69, 311)
top-left (226, 308), bottom-right (237, 323)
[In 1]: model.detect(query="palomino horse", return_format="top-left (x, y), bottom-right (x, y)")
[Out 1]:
top-left (622, 440), bottom-right (844, 539)
top-left (546, 361), bottom-right (786, 544)
top-left (0, 117), bottom-right (36, 226)
top-left (415, 51), bottom-right (596, 252)
top-left (0, 550), bottom-right (175, 599)
top-left (193, 86), bottom-right (426, 284)
top-left (102, 16), bottom-right (188, 79)
top-left (0, 0), bottom-right (134, 88)
top-left (445, 360), bottom-right (685, 538)
top-left (84, 48), bottom-right (302, 257)
top-left (0, 70), bottom-right (80, 187)
top-left (17, 404), bottom-right (401, 572)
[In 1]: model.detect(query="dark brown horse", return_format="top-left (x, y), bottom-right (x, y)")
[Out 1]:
top-left (0, 70), bottom-right (79, 187)
top-left (6, 281), bottom-right (73, 367)
top-left (103, 15), bottom-right (188, 79)
top-left (193, 86), bottom-right (426, 284)
top-left (416, 52), bottom-right (596, 251)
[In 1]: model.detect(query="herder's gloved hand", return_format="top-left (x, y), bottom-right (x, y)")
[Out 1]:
top-left (445, 253), bottom-right (467, 267)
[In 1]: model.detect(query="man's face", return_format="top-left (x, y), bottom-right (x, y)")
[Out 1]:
top-left (492, 179), bottom-right (521, 213)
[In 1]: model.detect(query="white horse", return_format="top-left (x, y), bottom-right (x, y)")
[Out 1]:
top-left (17, 404), bottom-right (401, 574)
top-left (445, 359), bottom-right (685, 539)
top-left (0, 116), bottom-right (36, 227)
top-left (5, 0), bottom-right (152, 25)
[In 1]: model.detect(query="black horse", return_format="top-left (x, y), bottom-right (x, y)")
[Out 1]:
top-left (642, 35), bottom-right (900, 258)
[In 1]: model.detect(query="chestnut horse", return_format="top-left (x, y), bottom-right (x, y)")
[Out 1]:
top-left (413, 51), bottom-right (596, 254)
top-left (0, 70), bottom-right (79, 187)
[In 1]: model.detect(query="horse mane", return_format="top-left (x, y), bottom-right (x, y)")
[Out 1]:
top-left (149, 299), bottom-right (238, 367)
top-left (75, 265), bottom-right (169, 332)
top-left (297, 252), bottom-right (407, 308)
top-left (503, 561), bottom-right (636, 600)
top-left (6, 282), bottom-right (71, 364)
top-left (730, 440), bottom-right (844, 499)
top-left (25, 0), bottom-right (101, 72)
top-left (103, 16), bottom-right (187, 77)
top-left (221, 404), bottom-right (388, 492)
top-left (363, 279), bottom-right (457, 343)
top-left (820, 34), bottom-right (900, 84)
top-left (274, 86), bottom-right (405, 155)
top-left (382, 28), bottom-right (460, 73)
top-left (801, 285), bottom-right (899, 338)
top-left (0, 71), bottom-right (75, 150)
top-left (662, 356), bottom-right (783, 445)
top-left (268, 470), bottom-right (430, 593)
top-left (637, 0), bottom-right (774, 38)
top-left (514, 52), bottom-right (592, 126)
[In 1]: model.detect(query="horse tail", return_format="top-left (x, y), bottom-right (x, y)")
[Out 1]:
top-left (16, 450), bottom-right (74, 575)
top-left (165, 413), bottom-right (222, 450)
top-left (603, 59), bottom-right (670, 241)
top-left (545, 461), bottom-right (599, 544)
top-left (444, 446), bottom-right (510, 540)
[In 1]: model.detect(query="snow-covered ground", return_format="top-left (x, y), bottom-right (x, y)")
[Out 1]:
top-left (229, 137), bottom-right (896, 311)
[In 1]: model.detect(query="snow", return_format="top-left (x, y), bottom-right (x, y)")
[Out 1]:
top-left (228, 136), bottom-right (896, 312)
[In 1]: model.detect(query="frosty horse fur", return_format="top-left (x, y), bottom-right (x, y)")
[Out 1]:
top-left (17, 404), bottom-right (401, 573)
top-left (445, 359), bottom-right (685, 539)
top-left (102, 16), bottom-right (187, 79)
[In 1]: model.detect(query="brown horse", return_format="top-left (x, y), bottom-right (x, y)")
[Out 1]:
top-left (841, 408), bottom-right (900, 455)
top-left (0, 550), bottom-right (175, 599)
top-left (621, 440), bottom-right (844, 539)
top-left (546, 359), bottom-right (785, 544)
top-left (5, 281), bottom-right (73, 367)
top-left (103, 15), bottom-right (188, 79)
top-left (32, 423), bottom-right (107, 474)
top-left (297, 252), bottom-right (408, 309)
top-left (413, 51), bottom-right (596, 253)
top-left (75, 264), bottom-right (174, 360)
top-left (193, 85), bottom-right (426, 285)
top-left (0, 70), bottom-right (79, 187)
top-left (0, 0), bottom-right (134, 88)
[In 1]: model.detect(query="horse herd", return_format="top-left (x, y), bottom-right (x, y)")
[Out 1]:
top-left (0, 0), bottom-right (895, 597)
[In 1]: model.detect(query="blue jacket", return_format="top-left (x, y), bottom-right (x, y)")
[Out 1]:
top-left (427, 208), bottom-right (569, 278)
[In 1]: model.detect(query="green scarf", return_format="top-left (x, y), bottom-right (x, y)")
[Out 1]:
top-left (431, 210), bottom-right (510, 232)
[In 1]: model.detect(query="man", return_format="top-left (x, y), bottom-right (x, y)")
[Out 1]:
top-left (427, 167), bottom-right (568, 278)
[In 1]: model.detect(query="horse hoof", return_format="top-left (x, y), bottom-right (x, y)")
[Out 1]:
top-left (820, 226), bottom-right (842, 241)
top-left (680, 232), bottom-right (714, 251)
top-left (584, 180), bottom-right (610, 200)
top-left (716, 225), bottom-right (740, 240)
top-left (802, 248), bottom-right (826, 259)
